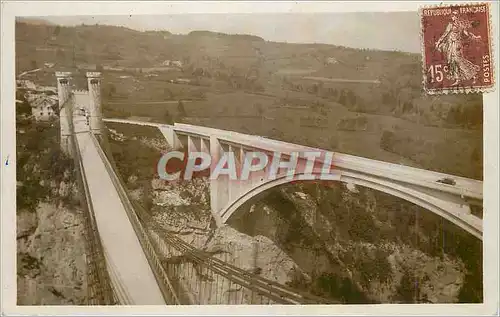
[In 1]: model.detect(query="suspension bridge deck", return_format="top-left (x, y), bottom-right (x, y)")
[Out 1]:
top-left (73, 115), bottom-right (165, 304)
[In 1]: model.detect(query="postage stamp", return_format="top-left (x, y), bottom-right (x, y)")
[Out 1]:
top-left (420, 2), bottom-right (494, 94)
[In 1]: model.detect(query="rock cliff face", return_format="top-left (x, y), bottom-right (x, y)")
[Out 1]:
top-left (17, 203), bottom-right (88, 305)
top-left (137, 177), bottom-right (306, 303)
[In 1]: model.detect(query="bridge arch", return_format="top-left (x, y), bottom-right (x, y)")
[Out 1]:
top-left (100, 118), bottom-right (482, 240)
top-left (219, 171), bottom-right (482, 240)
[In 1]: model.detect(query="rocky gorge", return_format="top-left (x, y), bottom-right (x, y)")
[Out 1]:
top-left (108, 124), bottom-right (482, 304)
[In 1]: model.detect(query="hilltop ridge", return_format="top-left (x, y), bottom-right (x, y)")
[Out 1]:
top-left (188, 30), bottom-right (265, 41)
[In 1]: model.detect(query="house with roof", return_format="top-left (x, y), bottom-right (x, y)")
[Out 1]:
top-left (31, 95), bottom-right (58, 121)
top-left (162, 60), bottom-right (183, 68)
top-left (325, 57), bottom-right (338, 65)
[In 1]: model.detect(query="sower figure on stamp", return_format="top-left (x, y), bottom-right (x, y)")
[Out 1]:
top-left (435, 10), bottom-right (482, 86)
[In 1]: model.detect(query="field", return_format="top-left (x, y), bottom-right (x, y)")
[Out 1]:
top-left (15, 20), bottom-right (483, 179)
top-left (97, 68), bottom-right (482, 178)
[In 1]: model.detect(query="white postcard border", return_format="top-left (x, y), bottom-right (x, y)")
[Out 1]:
top-left (1, 1), bottom-right (498, 315)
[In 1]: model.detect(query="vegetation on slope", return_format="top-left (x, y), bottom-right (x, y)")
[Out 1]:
top-left (16, 115), bottom-right (76, 212)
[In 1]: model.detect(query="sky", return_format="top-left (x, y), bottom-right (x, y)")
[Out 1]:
top-left (40, 12), bottom-right (421, 53)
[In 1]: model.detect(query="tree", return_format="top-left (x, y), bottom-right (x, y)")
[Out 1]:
top-left (382, 92), bottom-right (395, 105)
top-left (255, 103), bottom-right (264, 117)
top-left (53, 25), bottom-right (61, 37)
top-left (16, 94), bottom-right (31, 117)
top-left (163, 109), bottom-right (174, 124)
top-left (338, 90), bottom-right (346, 105)
top-left (346, 90), bottom-right (357, 106)
top-left (106, 84), bottom-right (117, 98)
top-left (308, 84), bottom-right (319, 94)
top-left (56, 48), bottom-right (65, 61)
top-left (142, 180), bottom-right (153, 212)
top-left (255, 102), bottom-right (264, 131)
top-left (192, 67), bottom-right (204, 77)
top-left (402, 101), bottom-right (413, 114)
top-left (394, 270), bottom-right (419, 303)
top-left (380, 130), bottom-right (395, 151)
top-left (177, 100), bottom-right (187, 118)
top-left (192, 91), bottom-right (206, 100)
top-left (163, 88), bottom-right (173, 100)
top-left (445, 107), bottom-right (454, 124)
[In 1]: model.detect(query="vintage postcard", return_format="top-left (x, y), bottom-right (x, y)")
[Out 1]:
top-left (1, 1), bottom-right (498, 316)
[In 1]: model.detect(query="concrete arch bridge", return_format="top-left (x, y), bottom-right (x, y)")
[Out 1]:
top-left (103, 118), bottom-right (483, 240)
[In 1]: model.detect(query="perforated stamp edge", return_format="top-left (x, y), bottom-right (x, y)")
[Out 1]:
top-left (419, 2), bottom-right (495, 95)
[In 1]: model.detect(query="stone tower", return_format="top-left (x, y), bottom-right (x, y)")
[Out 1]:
top-left (56, 71), bottom-right (73, 155)
top-left (86, 72), bottom-right (102, 135)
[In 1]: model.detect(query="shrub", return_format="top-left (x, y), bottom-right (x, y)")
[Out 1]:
top-left (163, 109), bottom-right (174, 124)
top-left (177, 100), bottom-right (187, 117)
top-left (355, 249), bottom-right (392, 288)
top-left (393, 270), bottom-right (417, 303)
top-left (16, 120), bottom-right (75, 213)
top-left (380, 130), bottom-right (395, 151)
top-left (313, 273), bottom-right (373, 304)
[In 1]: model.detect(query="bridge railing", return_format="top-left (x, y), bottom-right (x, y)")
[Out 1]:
top-left (69, 112), bottom-right (116, 304)
top-left (171, 122), bottom-right (482, 199)
top-left (89, 133), bottom-right (182, 305)
top-left (130, 201), bottom-right (336, 305)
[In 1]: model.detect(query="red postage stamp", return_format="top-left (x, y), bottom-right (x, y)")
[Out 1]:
top-left (420, 3), bottom-right (494, 94)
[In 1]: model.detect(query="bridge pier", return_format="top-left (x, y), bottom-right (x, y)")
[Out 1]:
top-left (159, 126), bottom-right (183, 151)
top-left (87, 72), bottom-right (103, 136)
top-left (56, 71), bottom-right (74, 157)
top-left (207, 138), bottom-right (272, 226)
top-left (209, 136), bottom-right (226, 226)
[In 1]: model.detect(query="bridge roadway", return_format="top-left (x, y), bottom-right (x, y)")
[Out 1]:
top-left (102, 118), bottom-right (482, 202)
top-left (73, 115), bottom-right (165, 304)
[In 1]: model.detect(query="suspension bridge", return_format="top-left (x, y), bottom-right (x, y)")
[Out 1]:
top-left (55, 71), bottom-right (483, 305)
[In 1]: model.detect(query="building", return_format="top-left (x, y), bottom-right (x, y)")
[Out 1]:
top-left (325, 57), bottom-right (338, 65)
top-left (171, 60), bottom-right (183, 68)
top-left (162, 60), bottom-right (183, 68)
top-left (31, 95), bottom-right (58, 121)
top-left (37, 86), bottom-right (58, 95)
top-left (17, 80), bottom-right (37, 90)
top-left (170, 78), bottom-right (191, 84)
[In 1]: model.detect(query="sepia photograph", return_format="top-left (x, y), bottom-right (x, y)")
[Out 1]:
top-left (1, 1), bottom-right (498, 314)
